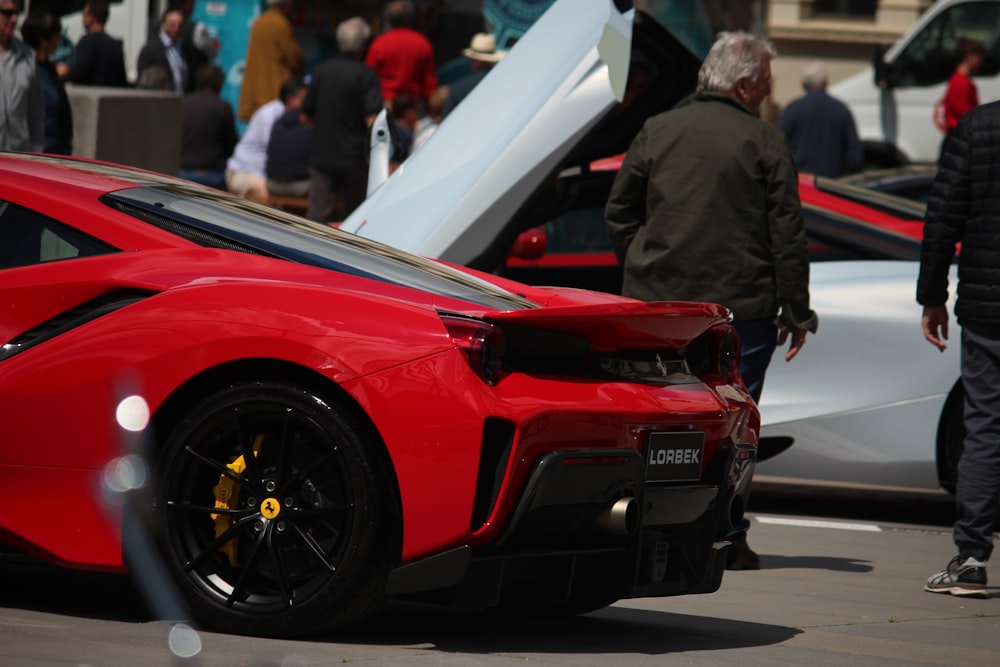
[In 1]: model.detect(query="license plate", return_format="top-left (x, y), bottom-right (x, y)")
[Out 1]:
top-left (645, 431), bottom-right (705, 482)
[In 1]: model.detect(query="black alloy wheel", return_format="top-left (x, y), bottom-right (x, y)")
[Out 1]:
top-left (155, 381), bottom-right (395, 637)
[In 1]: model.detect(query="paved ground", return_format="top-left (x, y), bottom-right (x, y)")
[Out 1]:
top-left (1, 491), bottom-right (997, 666)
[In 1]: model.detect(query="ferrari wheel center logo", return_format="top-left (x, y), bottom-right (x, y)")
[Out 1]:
top-left (260, 498), bottom-right (281, 520)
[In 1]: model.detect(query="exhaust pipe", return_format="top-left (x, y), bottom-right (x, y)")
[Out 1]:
top-left (597, 496), bottom-right (639, 536)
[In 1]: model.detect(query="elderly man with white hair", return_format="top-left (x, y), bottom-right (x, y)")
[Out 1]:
top-left (776, 60), bottom-right (863, 177)
top-left (607, 32), bottom-right (818, 570)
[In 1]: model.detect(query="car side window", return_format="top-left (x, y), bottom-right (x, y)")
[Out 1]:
top-left (895, 2), bottom-right (1000, 87)
top-left (0, 201), bottom-right (116, 269)
top-left (543, 207), bottom-right (613, 254)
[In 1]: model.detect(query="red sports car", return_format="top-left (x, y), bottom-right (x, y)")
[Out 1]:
top-left (798, 172), bottom-right (925, 242)
top-left (0, 154), bottom-right (758, 637)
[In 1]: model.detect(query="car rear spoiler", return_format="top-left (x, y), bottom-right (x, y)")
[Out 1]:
top-left (485, 300), bottom-right (732, 350)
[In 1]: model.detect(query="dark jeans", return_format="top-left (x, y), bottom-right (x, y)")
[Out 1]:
top-left (732, 317), bottom-right (779, 404)
top-left (956, 322), bottom-right (1000, 562)
top-left (727, 318), bottom-right (778, 547)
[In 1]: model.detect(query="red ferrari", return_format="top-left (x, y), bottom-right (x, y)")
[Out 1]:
top-left (0, 154), bottom-right (758, 637)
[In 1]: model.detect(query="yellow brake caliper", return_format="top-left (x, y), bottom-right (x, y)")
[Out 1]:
top-left (211, 434), bottom-right (266, 567)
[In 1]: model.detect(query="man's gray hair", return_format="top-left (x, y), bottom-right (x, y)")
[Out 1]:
top-left (697, 32), bottom-right (777, 94)
top-left (801, 61), bottom-right (828, 90)
top-left (337, 16), bottom-right (371, 54)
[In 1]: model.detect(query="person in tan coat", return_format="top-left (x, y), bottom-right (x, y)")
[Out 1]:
top-left (238, 0), bottom-right (304, 122)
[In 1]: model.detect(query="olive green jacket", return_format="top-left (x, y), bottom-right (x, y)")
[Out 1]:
top-left (606, 92), bottom-right (818, 332)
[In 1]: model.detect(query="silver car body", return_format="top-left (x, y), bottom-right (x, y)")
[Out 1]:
top-left (756, 261), bottom-right (961, 495)
top-left (342, 0), bottom-right (633, 263)
top-left (342, 0), bottom-right (964, 496)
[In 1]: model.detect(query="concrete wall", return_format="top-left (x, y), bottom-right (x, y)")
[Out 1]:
top-left (67, 86), bottom-right (182, 176)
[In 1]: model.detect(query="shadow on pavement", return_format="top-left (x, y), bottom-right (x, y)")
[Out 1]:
top-left (756, 553), bottom-right (873, 572)
top-left (0, 556), bottom-right (150, 623)
top-left (0, 556), bottom-right (800, 653)
top-left (749, 486), bottom-right (957, 527)
top-left (341, 600), bottom-right (801, 654)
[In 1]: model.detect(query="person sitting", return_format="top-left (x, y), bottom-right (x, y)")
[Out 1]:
top-left (179, 64), bottom-right (237, 189)
top-left (265, 105), bottom-right (311, 200)
top-left (227, 77), bottom-right (306, 201)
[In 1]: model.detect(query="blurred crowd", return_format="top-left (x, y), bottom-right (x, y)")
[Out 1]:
top-left (1, 0), bottom-right (989, 225)
top-left (0, 0), bottom-right (501, 224)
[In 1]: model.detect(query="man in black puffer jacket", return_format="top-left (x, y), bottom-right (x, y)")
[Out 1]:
top-left (918, 100), bottom-right (1000, 599)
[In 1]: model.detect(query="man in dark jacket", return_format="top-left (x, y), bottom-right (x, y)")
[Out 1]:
top-left (63, 1), bottom-right (127, 87)
top-left (918, 100), bottom-right (1000, 599)
top-left (136, 5), bottom-right (206, 94)
top-left (301, 16), bottom-right (382, 223)
top-left (776, 61), bottom-right (862, 178)
top-left (179, 64), bottom-right (237, 190)
top-left (606, 31), bottom-right (817, 570)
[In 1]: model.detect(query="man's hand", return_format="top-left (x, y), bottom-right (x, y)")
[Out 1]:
top-left (777, 328), bottom-right (808, 362)
top-left (921, 304), bottom-right (949, 352)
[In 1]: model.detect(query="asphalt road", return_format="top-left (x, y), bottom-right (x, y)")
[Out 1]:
top-left (1, 489), bottom-right (997, 667)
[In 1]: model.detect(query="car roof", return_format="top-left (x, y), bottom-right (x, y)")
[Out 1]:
top-left (0, 152), bottom-right (187, 194)
top-left (837, 164), bottom-right (937, 189)
top-left (341, 0), bottom-right (699, 270)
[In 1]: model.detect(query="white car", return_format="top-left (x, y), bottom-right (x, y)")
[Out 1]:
top-left (344, 0), bottom-right (965, 497)
top-left (755, 260), bottom-right (961, 497)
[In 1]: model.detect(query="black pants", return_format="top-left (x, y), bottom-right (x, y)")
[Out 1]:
top-left (956, 322), bottom-right (1000, 561)
top-left (732, 317), bottom-right (778, 404)
top-left (307, 166), bottom-right (366, 224)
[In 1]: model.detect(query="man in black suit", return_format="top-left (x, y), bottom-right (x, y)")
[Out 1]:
top-left (136, 3), bottom-right (206, 94)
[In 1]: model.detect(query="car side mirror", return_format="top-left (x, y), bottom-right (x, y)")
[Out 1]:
top-left (873, 44), bottom-right (897, 88)
top-left (508, 227), bottom-right (548, 261)
top-left (367, 108), bottom-right (398, 197)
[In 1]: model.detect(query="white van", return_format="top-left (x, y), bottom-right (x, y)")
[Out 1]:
top-left (831, 0), bottom-right (1000, 165)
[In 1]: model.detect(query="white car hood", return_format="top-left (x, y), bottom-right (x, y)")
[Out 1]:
top-left (341, 0), bottom-right (698, 268)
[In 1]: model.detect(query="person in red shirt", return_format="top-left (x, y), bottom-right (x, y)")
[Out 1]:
top-left (365, 0), bottom-right (436, 109)
top-left (941, 38), bottom-right (985, 131)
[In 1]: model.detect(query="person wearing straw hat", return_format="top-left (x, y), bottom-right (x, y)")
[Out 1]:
top-left (440, 32), bottom-right (506, 118)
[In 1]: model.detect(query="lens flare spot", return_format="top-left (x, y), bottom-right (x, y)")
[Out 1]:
top-left (168, 623), bottom-right (202, 659)
top-left (116, 395), bottom-right (150, 432)
top-left (102, 454), bottom-right (149, 494)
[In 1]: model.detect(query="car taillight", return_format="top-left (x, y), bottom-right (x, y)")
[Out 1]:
top-left (692, 323), bottom-right (741, 385)
top-left (441, 315), bottom-right (506, 385)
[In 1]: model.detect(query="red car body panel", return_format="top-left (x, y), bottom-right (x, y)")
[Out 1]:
top-left (798, 174), bottom-right (924, 240)
top-left (0, 154), bottom-right (759, 633)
